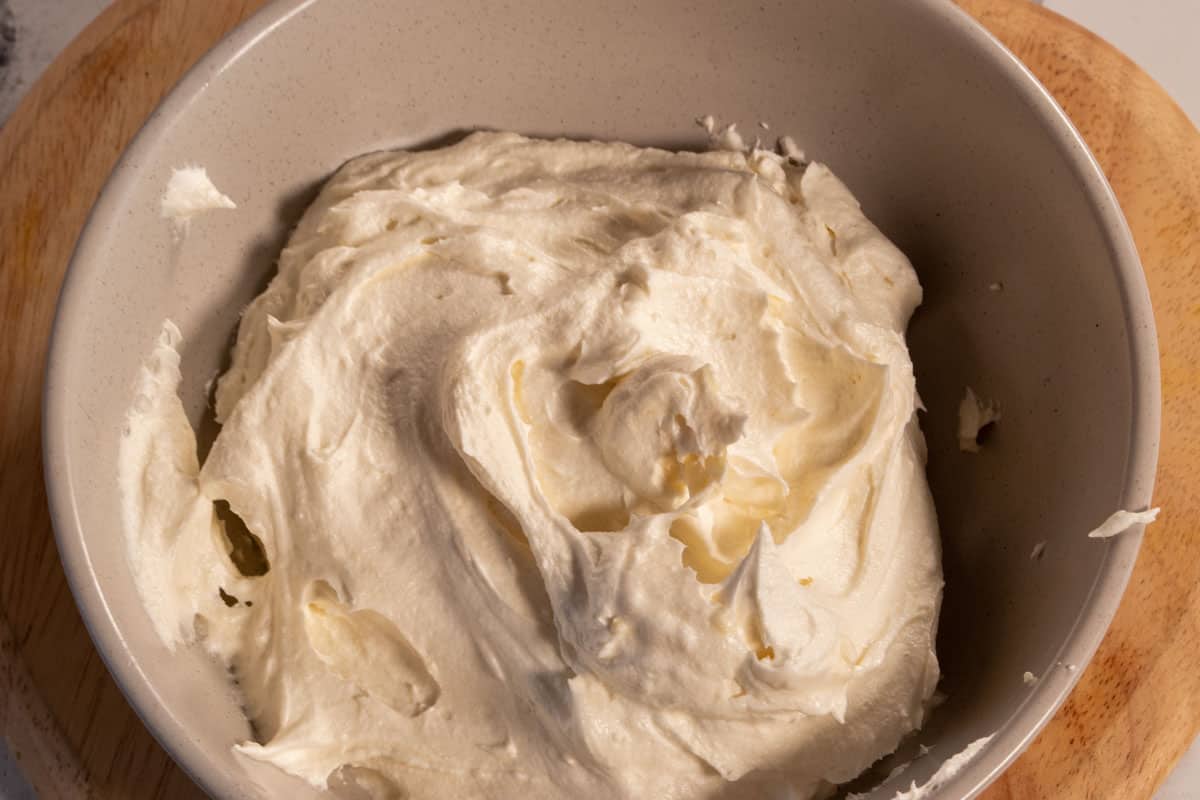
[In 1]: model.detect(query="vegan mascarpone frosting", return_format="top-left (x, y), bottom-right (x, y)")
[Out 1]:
top-left (120, 131), bottom-right (943, 799)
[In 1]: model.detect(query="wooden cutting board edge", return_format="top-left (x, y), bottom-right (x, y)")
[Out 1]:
top-left (1, 0), bottom-right (1196, 797)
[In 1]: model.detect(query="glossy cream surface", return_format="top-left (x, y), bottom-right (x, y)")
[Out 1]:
top-left (121, 131), bottom-right (942, 799)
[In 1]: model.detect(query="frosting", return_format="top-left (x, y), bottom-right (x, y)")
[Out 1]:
top-left (122, 131), bottom-right (942, 799)
top-left (847, 736), bottom-right (993, 800)
top-left (160, 166), bottom-right (236, 227)
top-left (956, 386), bottom-right (1000, 453)
top-left (1086, 507), bottom-right (1159, 539)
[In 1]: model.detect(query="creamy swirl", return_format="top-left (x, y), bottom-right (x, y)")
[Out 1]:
top-left (122, 131), bottom-right (942, 799)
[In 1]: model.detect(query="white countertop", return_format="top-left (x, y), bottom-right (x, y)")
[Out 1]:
top-left (0, 0), bottom-right (1195, 797)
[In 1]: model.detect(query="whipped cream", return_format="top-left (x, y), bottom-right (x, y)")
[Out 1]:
top-left (122, 131), bottom-right (942, 799)
top-left (846, 734), bottom-right (993, 800)
top-left (876, 736), bottom-right (993, 800)
top-left (160, 166), bottom-right (236, 228)
top-left (957, 387), bottom-right (1000, 453)
top-left (1086, 507), bottom-right (1160, 539)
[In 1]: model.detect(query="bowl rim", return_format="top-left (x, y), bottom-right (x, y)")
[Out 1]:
top-left (41, 1), bottom-right (1161, 798)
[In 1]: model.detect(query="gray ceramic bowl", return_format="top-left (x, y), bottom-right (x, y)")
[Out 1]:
top-left (43, 0), bottom-right (1160, 798)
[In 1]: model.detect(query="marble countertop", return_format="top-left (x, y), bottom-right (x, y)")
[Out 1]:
top-left (0, 0), bottom-right (1195, 797)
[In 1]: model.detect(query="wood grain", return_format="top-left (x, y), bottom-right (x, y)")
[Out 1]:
top-left (0, 0), bottom-right (1195, 797)
top-left (0, 4), bottom-right (271, 799)
top-left (959, 3), bottom-right (1200, 798)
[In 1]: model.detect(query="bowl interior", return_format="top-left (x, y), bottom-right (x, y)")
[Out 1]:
top-left (44, 0), bottom-right (1158, 797)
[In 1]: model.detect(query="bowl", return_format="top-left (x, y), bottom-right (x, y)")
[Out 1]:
top-left (42, 0), bottom-right (1160, 797)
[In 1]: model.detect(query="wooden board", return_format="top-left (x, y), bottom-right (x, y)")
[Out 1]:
top-left (0, 0), bottom-right (1196, 796)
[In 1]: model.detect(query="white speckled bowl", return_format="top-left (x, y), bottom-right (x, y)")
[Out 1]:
top-left (43, 0), bottom-right (1159, 798)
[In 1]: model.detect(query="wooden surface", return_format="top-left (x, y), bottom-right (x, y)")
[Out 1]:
top-left (0, 0), bottom-right (1196, 797)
